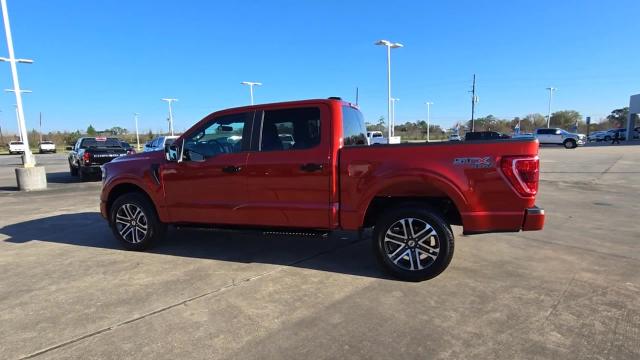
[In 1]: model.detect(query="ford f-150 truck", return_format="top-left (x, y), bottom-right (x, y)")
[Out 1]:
top-left (68, 137), bottom-right (127, 181)
top-left (101, 99), bottom-right (544, 281)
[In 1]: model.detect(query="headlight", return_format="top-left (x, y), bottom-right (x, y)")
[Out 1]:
top-left (101, 165), bottom-right (107, 184)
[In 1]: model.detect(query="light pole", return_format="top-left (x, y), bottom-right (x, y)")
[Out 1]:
top-left (240, 81), bottom-right (262, 105)
top-left (375, 39), bottom-right (403, 140)
top-left (133, 112), bottom-right (140, 150)
top-left (5, 89), bottom-right (30, 142)
top-left (161, 98), bottom-right (177, 136)
top-left (425, 101), bottom-right (433, 142)
top-left (391, 98), bottom-right (399, 136)
top-left (546, 87), bottom-right (556, 128)
top-left (0, 0), bottom-right (34, 166)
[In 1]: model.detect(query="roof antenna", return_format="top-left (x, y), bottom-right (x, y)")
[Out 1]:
top-left (355, 87), bottom-right (359, 106)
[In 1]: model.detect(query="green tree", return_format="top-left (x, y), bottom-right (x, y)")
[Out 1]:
top-left (86, 124), bottom-right (97, 136)
top-left (605, 107), bottom-right (629, 128)
top-left (550, 110), bottom-right (583, 130)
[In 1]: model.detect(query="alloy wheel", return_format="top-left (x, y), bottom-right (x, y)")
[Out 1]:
top-left (383, 218), bottom-right (440, 271)
top-left (115, 203), bottom-right (148, 243)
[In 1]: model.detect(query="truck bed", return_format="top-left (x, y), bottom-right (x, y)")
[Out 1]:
top-left (338, 139), bottom-right (541, 233)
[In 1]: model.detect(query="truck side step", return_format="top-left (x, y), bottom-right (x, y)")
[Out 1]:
top-left (262, 230), bottom-right (329, 238)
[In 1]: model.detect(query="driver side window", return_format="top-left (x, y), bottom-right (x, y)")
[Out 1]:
top-left (183, 113), bottom-right (248, 161)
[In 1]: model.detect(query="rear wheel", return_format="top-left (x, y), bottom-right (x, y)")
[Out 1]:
top-left (69, 163), bottom-right (78, 176)
top-left (604, 135), bottom-right (611, 141)
top-left (563, 139), bottom-right (577, 149)
top-left (373, 205), bottom-right (454, 282)
top-left (79, 168), bottom-right (90, 181)
top-left (109, 192), bottom-right (166, 250)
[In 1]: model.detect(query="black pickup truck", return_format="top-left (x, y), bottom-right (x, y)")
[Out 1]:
top-left (68, 137), bottom-right (127, 181)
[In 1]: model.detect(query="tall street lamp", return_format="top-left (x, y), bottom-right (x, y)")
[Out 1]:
top-left (546, 87), bottom-right (556, 128)
top-left (375, 39), bottom-right (403, 140)
top-left (5, 89), bottom-right (30, 141)
top-left (391, 97), bottom-right (400, 137)
top-left (133, 112), bottom-right (140, 150)
top-left (161, 98), bottom-right (177, 136)
top-left (425, 101), bottom-right (433, 142)
top-left (240, 81), bottom-right (262, 105)
top-left (0, 0), bottom-right (34, 166)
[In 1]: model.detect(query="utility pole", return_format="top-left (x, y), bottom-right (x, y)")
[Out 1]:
top-left (546, 87), bottom-right (556, 128)
top-left (355, 87), bottom-right (359, 106)
top-left (133, 112), bottom-right (140, 151)
top-left (425, 101), bottom-right (433, 142)
top-left (39, 112), bottom-right (42, 142)
top-left (470, 74), bottom-right (477, 132)
top-left (161, 98), bottom-right (177, 136)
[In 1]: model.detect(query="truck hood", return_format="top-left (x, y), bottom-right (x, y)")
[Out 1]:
top-left (110, 150), bottom-right (165, 164)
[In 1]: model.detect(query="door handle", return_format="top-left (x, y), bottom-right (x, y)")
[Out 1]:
top-left (300, 163), bottom-right (323, 172)
top-left (222, 165), bottom-right (242, 174)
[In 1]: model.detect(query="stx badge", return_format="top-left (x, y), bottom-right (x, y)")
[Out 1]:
top-left (453, 157), bottom-right (493, 168)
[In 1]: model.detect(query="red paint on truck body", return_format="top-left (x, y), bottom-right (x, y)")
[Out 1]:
top-left (101, 99), bottom-right (544, 235)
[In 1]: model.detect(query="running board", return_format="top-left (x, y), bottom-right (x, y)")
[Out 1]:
top-left (262, 230), bottom-right (329, 238)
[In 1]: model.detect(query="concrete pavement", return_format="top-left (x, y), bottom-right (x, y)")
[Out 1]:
top-left (0, 146), bottom-right (639, 359)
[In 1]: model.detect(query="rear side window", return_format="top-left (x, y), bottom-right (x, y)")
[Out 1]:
top-left (260, 107), bottom-right (320, 151)
top-left (342, 106), bottom-right (367, 146)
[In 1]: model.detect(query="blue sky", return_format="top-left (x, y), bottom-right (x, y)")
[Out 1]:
top-left (0, 0), bottom-right (638, 134)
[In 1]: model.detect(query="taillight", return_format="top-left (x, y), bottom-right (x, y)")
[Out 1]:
top-left (82, 152), bottom-right (91, 163)
top-left (500, 156), bottom-right (539, 197)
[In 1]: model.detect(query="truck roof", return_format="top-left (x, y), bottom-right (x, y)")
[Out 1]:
top-left (212, 98), bottom-right (355, 115)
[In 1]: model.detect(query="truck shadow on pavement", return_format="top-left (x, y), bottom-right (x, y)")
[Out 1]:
top-left (0, 212), bottom-right (392, 280)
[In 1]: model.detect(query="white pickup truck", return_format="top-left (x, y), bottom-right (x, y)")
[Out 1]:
top-left (38, 141), bottom-right (56, 153)
top-left (8, 141), bottom-right (26, 154)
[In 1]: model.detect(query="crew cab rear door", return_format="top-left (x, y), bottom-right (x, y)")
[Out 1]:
top-left (161, 111), bottom-right (254, 225)
top-left (242, 104), bottom-right (332, 228)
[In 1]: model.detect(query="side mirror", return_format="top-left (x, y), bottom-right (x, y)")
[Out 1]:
top-left (65, 146), bottom-right (73, 151)
top-left (165, 142), bottom-right (183, 162)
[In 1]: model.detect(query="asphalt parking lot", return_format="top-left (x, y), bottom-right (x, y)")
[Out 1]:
top-left (1, 144), bottom-right (639, 359)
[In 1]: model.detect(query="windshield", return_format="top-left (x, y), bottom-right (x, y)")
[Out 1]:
top-left (80, 138), bottom-right (122, 149)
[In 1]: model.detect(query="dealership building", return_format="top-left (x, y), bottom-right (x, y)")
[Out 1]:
top-left (628, 94), bottom-right (639, 140)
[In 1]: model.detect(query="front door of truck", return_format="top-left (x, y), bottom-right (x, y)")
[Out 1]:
top-left (161, 111), bottom-right (254, 225)
top-left (243, 105), bottom-right (332, 228)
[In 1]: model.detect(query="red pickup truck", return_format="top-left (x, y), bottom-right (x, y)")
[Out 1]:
top-left (100, 98), bottom-right (544, 281)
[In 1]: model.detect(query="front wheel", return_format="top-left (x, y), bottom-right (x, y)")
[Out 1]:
top-left (373, 206), bottom-right (454, 282)
top-left (563, 139), bottom-right (577, 149)
top-left (109, 192), bottom-right (166, 251)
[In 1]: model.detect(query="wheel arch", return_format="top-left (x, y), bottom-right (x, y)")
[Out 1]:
top-left (106, 183), bottom-right (159, 220)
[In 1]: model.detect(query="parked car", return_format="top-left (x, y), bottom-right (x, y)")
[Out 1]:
top-left (68, 137), bottom-right (127, 181)
top-left (448, 134), bottom-right (462, 141)
top-left (534, 128), bottom-right (586, 149)
top-left (278, 134), bottom-right (295, 149)
top-left (367, 131), bottom-right (386, 144)
top-left (604, 128), bottom-right (626, 141)
top-left (38, 140), bottom-right (56, 153)
top-left (101, 98), bottom-right (545, 282)
top-left (588, 131), bottom-right (607, 142)
top-left (120, 141), bottom-right (136, 155)
top-left (464, 131), bottom-right (511, 141)
top-left (8, 141), bottom-right (25, 154)
top-left (143, 136), bottom-right (178, 152)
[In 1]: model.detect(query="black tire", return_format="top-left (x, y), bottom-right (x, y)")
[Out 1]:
top-left (79, 168), bottom-right (90, 181)
top-left (69, 163), bottom-right (78, 176)
top-left (109, 192), bottom-right (166, 251)
top-left (373, 205), bottom-right (454, 282)
top-left (604, 135), bottom-right (611, 141)
top-left (563, 139), bottom-right (577, 149)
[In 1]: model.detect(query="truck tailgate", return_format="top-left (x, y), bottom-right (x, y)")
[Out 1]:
top-left (338, 139), bottom-right (541, 233)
